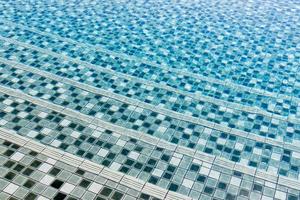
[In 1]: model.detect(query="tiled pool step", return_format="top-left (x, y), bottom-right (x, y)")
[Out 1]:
top-left (1, 122), bottom-right (300, 199)
top-left (1, 85), bottom-right (300, 182)
top-left (0, 26), bottom-right (299, 119)
top-left (0, 59), bottom-right (300, 147)
top-left (0, 137), bottom-right (187, 200)
top-left (1, 40), bottom-right (300, 143)
top-left (1, 0), bottom-right (299, 98)
top-left (0, 0), bottom-right (299, 199)
top-left (0, 40), bottom-right (298, 134)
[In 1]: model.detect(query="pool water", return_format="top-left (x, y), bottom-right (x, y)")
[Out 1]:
top-left (0, 0), bottom-right (299, 199)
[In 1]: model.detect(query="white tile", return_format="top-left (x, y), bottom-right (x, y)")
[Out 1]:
top-left (92, 130), bottom-right (102, 138)
top-left (4, 183), bottom-right (19, 194)
top-left (128, 152), bottom-right (139, 160)
top-left (15, 98), bottom-right (24, 103)
top-left (17, 111), bottom-right (28, 118)
top-left (157, 114), bottom-right (165, 120)
top-left (292, 151), bottom-right (300, 159)
top-left (152, 169), bottom-right (163, 177)
top-left (11, 152), bottom-right (25, 161)
top-left (4, 106), bottom-right (14, 112)
top-left (97, 149), bottom-right (109, 157)
top-left (40, 175), bottom-right (55, 185)
top-left (37, 196), bottom-right (49, 200)
top-left (41, 128), bottom-right (52, 135)
top-left (110, 162), bottom-right (121, 171)
top-left (271, 153), bottom-right (281, 161)
top-left (38, 112), bottom-right (48, 118)
top-left (60, 119), bottom-right (71, 126)
top-left (116, 139), bottom-right (126, 147)
top-left (110, 105), bottom-right (119, 112)
top-left (57, 88), bottom-right (66, 93)
top-left (85, 103), bottom-right (94, 109)
top-left (28, 130), bottom-right (39, 138)
top-left (157, 126), bottom-right (167, 133)
top-left (51, 140), bottom-right (61, 147)
top-left (81, 91), bottom-right (89, 96)
top-left (38, 163), bottom-right (53, 173)
top-left (45, 84), bottom-right (54, 89)
top-left (59, 94), bottom-right (68, 100)
top-left (182, 179), bottom-right (194, 188)
top-left (209, 170), bottom-right (220, 180)
top-left (88, 182), bottom-right (103, 193)
top-left (95, 113), bottom-right (103, 118)
top-left (135, 119), bottom-right (143, 126)
top-left (170, 157), bottom-right (181, 166)
top-left (253, 148), bottom-right (262, 155)
top-left (71, 131), bottom-right (80, 138)
top-left (200, 167), bottom-right (210, 175)
top-left (235, 143), bottom-right (244, 151)
top-left (3, 99), bottom-right (13, 105)
top-left (230, 177), bottom-right (241, 187)
top-left (0, 118), bottom-right (7, 126)
top-left (60, 183), bottom-right (75, 194)
top-left (28, 78), bottom-right (36, 83)
top-left (184, 128), bottom-right (193, 135)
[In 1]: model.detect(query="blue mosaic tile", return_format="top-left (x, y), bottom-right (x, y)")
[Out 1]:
top-left (0, 0), bottom-right (299, 97)
top-left (0, 0), bottom-right (300, 198)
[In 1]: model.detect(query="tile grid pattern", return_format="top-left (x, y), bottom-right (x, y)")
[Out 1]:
top-left (1, 128), bottom-right (300, 200)
top-left (0, 138), bottom-right (168, 200)
top-left (1, 0), bottom-right (300, 98)
top-left (0, 31), bottom-right (299, 122)
top-left (1, 38), bottom-right (300, 143)
top-left (0, 87), bottom-right (297, 198)
top-left (0, 22), bottom-right (299, 119)
top-left (0, 0), bottom-right (299, 199)
top-left (1, 67), bottom-right (300, 180)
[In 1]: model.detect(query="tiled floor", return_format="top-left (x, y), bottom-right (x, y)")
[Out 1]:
top-left (0, 0), bottom-right (300, 199)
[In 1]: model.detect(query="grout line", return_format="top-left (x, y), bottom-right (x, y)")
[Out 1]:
top-left (0, 128), bottom-right (191, 200)
top-left (0, 85), bottom-right (300, 186)
top-left (1, 57), bottom-right (300, 151)
top-left (1, 19), bottom-right (299, 104)
top-left (0, 32), bottom-right (299, 124)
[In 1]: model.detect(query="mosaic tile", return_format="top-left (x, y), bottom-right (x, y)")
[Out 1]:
top-left (0, 0), bottom-right (299, 98)
top-left (0, 31), bottom-right (299, 121)
top-left (0, 139), bottom-right (161, 200)
top-left (1, 70), bottom-right (300, 179)
top-left (0, 91), bottom-right (300, 199)
top-left (0, 0), bottom-right (300, 198)
top-left (0, 60), bottom-right (299, 145)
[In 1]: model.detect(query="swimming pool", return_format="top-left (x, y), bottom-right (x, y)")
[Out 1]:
top-left (0, 0), bottom-right (299, 199)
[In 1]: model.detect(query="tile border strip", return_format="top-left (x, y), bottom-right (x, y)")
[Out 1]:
top-left (0, 33), bottom-right (299, 124)
top-left (0, 127), bottom-right (192, 200)
top-left (1, 19), bottom-right (299, 103)
top-left (1, 57), bottom-right (300, 151)
top-left (0, 85), bottom-right (300, 187)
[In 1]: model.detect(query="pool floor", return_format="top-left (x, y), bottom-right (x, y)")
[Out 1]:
top-left (0, 0), bottom-right (300, 199)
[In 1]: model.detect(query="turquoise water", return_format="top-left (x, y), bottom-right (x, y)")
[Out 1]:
top-left (0, 0), bottom-right (300, 199)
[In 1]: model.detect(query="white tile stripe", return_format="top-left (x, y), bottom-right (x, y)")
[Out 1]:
top-left (0, 85), bottom-right (300, 186)
top-left (0, 128), bottom-right (191, 200)
top-left (0, 33), bottom-right (299, 124)
top-left (1, 19), bottom-right (299, 103)
top-left (1, 58), bottom-right (300, 151)
top-left (1, 122), bottom-right (300, 195)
